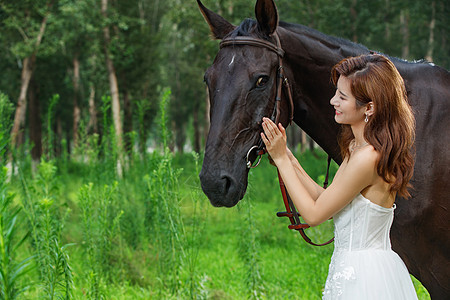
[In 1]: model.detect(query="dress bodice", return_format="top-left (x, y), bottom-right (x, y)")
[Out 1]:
top-left (333, 193), bottom-right (395, 252)
top-left (323, 194), bottom-right (418, 299)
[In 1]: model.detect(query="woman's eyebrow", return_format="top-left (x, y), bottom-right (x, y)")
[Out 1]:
top-left (339, 90), bottom-right (348, 98)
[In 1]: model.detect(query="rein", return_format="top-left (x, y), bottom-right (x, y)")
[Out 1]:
top-left (220, 32), bottom-right (334, 247)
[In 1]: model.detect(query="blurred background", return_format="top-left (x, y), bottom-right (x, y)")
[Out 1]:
top-left (0, 0), bottom-right (448, 160)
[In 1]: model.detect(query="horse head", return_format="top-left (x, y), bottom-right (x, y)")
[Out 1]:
top-left (198, 0), bottom-right (292, 207)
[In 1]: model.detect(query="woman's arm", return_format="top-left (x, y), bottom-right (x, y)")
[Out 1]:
top-left (261, 118), bottom-right (378, 226)
top-left (285, 148), bottom-right (325, 200)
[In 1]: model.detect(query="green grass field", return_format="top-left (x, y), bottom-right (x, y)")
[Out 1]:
top-left (4, 150), bottom-right (430, 299)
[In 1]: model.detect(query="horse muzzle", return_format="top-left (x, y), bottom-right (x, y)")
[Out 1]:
top-left (199, 160), bottom-right (248, 207)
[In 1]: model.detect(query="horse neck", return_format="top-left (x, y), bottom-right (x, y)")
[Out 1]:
top-left (278, 24), bottom-right (369, 163)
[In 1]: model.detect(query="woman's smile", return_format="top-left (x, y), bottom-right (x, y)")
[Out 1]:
top-left (330, 76), bottom-right (365, 126)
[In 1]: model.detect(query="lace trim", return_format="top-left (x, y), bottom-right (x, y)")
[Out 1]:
top-left (323, 254), bottom-right (356, 299)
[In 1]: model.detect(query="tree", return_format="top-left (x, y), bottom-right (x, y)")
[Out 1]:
top-left (2, 0), bottom-right (55, 150)
top-left (101, 0), bottom-right (123, 154)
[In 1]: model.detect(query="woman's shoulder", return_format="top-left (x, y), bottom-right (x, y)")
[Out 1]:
top-left (347, 145), bottom-right (379, 173)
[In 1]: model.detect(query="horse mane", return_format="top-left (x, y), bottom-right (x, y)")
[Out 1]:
top-left (227, 19), bottom-right (444, 71)
top-left (279, 21), bottom-right (369, 54)
top-left (281, 22), bottom-right (447, 69)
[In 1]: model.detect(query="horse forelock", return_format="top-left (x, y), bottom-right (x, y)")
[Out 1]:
top-left (226, 18), bottom-right (273, 41)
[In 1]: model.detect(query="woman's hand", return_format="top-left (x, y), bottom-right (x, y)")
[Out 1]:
top-left (261, 117), bottom-right (288, 164)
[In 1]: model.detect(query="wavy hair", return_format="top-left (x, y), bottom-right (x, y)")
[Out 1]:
top-left (331, 54), bottom-right (415, 198)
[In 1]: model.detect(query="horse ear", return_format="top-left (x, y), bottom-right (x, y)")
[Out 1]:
top-left (255, 0), bottom-right (279, 36)
top-left (197, 0), bottom-right (235, 39)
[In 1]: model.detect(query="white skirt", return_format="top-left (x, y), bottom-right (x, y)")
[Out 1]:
top-left (322, 249), bottom-right (418, 299)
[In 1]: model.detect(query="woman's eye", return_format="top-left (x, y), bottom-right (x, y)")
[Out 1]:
top-left (256, 76), bottom-right (269, 87)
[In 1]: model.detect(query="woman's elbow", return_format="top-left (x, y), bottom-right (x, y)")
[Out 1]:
top-left (303, 216), bottom-right (323, 227)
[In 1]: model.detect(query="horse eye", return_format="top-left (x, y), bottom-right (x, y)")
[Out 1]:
top-left (256, 76), bottom-right (269, 88)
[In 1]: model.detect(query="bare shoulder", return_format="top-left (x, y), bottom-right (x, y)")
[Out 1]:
top-left (330, 145), bottom-right (380, 192)
top-left (339, 145), bottom-right (380, 186)
top-left (347, 145), bottom-right (379, 171)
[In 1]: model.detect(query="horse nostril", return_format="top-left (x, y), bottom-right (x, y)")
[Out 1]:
top-left (199, 166), bottom-right (243, 207)
top-left (221, 174), bottom-right (233, 194)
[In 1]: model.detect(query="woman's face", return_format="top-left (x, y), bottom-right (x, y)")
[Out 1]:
top-left (330, 76), bottom-right (366, 126)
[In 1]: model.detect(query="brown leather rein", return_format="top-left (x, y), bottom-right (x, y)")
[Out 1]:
top-left (220, 32), bottom-right (334, 247)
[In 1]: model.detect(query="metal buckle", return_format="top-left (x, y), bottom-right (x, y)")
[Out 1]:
top-left (246, 145), bottom-right (263, 169)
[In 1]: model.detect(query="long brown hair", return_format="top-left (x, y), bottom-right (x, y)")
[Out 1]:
top-left (331, 54), bottom-right (415, 198)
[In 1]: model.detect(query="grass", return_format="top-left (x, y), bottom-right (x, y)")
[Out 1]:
top-left (4, 150), bottom-right (430, 299)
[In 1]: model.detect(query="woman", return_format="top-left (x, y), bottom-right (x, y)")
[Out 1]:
top-left (261, 54), bottom-right (418, 299)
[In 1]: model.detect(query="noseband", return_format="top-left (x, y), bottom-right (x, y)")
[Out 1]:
top-left (220, 32), bottom-right (334, 247)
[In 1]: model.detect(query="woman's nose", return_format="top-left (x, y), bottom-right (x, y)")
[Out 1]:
top-left (330, 94), bottom-right (338, 106)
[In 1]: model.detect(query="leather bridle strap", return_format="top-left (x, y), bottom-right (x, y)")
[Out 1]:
top-left (220, 33), bottom-right (294, 124)
top-left (221, 32), bottom-right (333, 246)
top-left (220, 35), bottom-right (285, 57)
top-left (276, 159), bottom-right (334, 247)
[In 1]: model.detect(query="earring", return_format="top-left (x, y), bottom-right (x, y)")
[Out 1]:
top-left (365, 114), bottom-right (369, 123)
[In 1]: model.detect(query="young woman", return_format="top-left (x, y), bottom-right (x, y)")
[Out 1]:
top-left (261, 54), bottom-right (418, 299)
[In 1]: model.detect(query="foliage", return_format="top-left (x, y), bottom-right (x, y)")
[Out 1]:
top-left (2, 148), bottom-right (431, 299)
top-left (0, 166), bottom-right (33, 300)
top-left (18, 160), bottom-right (74, 299)
top-left (78, 182), bottom-right (123, 298)
top-left (1, 0), bottom-right (447, 160)
top-left (0, 93), bottom-right (14, 161)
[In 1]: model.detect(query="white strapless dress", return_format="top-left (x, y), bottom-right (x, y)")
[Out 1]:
top-left (322, 194), bottom-right (418, 299)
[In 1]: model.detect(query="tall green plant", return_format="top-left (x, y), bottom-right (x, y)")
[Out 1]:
top-left (179, 152), bottom-right (208, 299)
top-left (0, 166), bottom-right (33, 300)
top-left (158, 89), bottom-right (171, 151)
top-left (144, 88), bottom-right (186, 294)
top-left (19, 160), bottom-right (73, 299)
top-left (239, 196), bottom-right (265, 299)
top-left (0, 93), bottom-right (14, 162)
top-left (78, 181), bottom-right (123, 298)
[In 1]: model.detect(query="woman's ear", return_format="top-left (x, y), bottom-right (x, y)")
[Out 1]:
top-left (366, 102), bottom-right (374, 116)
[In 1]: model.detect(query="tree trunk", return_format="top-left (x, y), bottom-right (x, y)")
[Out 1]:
top-left (10, 56), bottom-right (34, 148)
top-left (56, 116), bottom-right (63, 157)
top-left (193, 107), bottom-right (200, 153)
top-left (101, 0), bottom-right (123, 153)
top-left (28, 79), bottom-right (42, 162)
top-left (384, 0), bottom-right (391, 44)
top-left (350, 0), bottom-right (358, 42)
top-left (10, 1), bottom-right (52, 150)
top-left (175, 129), bottom-right (185, 154)
top-left (309, 136), bottom-right (315, 152)
top-left (425, 1), bottom-right (436, 62)
top-left (123, 89), bottom-right (133, 154)
top-left (87, 85), bottom-right (98, 134)
top-left (301, 129), bottom-right (307, 153)
top-left (72, 54), bottom-right (81, 148)
top-left (400, 10), bottom-right (410, 60)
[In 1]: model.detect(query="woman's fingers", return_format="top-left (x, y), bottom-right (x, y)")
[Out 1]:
top-left (278, 123), bottom-right (285, 136)
top-left (261, 132), bottom-right (269, 144)
top-left (263, 118), bottom-right (279, 135)
top-left (261, 122), bottom-right (272, 141)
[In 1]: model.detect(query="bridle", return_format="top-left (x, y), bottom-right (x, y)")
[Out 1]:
top-left (220, 32), bottom-right (294, 168)
top-left (220, 31), bottom-right (334, 247)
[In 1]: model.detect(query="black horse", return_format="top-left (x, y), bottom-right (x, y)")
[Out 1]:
top-left (197, 0), bottom-right (450, 298)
